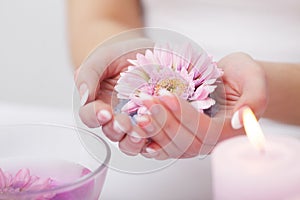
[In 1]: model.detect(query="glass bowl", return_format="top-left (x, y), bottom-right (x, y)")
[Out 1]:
top-left (0, 123), bottom-right (111, 200)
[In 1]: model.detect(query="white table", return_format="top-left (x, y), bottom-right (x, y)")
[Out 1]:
top-left (1, 101), bottom-right (299, 200)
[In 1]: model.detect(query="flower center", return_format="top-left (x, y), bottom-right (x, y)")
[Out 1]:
top-left (155, 78), bottom-right (187, 96)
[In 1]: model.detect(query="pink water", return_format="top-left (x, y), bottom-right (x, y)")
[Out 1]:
top-left (0, 158), bottom-right (107, 200)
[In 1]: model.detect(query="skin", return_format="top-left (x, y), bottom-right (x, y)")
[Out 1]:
top-left (259, 62), bottom-right (300, 124)
top-left (67, 0), bottom-right (143, 67)
top-left (68, 0), bottom-right (300, 159)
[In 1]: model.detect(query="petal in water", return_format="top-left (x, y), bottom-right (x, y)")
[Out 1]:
top-left (0, 168), bottom-right (54, 195)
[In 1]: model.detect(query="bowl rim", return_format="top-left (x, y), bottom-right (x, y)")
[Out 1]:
top-left (0, 122), bottom-right (111, 198)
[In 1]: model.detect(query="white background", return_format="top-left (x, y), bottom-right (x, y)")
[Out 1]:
top-left (0, 0), bottom-right (73, 109)
top-left (0, 0), bottom-right (299, 200)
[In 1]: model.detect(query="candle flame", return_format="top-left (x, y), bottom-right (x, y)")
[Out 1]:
top-left (242, 107), bottom-right (266, 152)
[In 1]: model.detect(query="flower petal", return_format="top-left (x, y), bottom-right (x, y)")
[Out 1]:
top-left (22, 175), bottom-right (39, 190)
top-left (121, 100), bottom-right (140, 114)
top-left (27, 177), bottom-right (54, 192)
top-left (12, 168), bottom-right (31, 189)
top-left (190, 86), bottom-right (210, 101)
top-left (137, 106), bottom-right (150, 115)
top-left (127, 59), bottom-right (139, 66)
top-left (190, 98), bottom-right (216, 111)
top-left (0, 168), bottom-right (6, 189)
top-left (4, 172), bottom-right (13, 187)
top-left (154, 44), bottom-right (173, 67)
top-left (115, 43), bottom-right (222, 116)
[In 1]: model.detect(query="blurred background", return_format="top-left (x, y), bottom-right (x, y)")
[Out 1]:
top-left (0, 1), bottom-right (299, 199)
top-left (0, 0), bottom-right (73, 110)
top-left (1, 0), bottom-right (299, 111)
top-left (1, 0), bottom-right (299, 110)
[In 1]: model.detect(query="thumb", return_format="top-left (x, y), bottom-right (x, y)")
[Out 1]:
top-left (75, 38), bottom-right (154, 106)
top-left (231, 70), bottom-right (269, 130)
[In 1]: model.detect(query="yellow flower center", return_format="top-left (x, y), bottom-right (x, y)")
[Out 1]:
top-left (155, 78), bottom-right (187, 96)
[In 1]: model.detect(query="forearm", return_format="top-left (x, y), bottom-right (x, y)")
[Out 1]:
top-left (68, 20), bottom-right (133, 68)
top-left (67, 0), bottom-right (143, 68)
top-left (259, 61), bottom-right (300, 124)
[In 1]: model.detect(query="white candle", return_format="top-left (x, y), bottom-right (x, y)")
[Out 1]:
top-left (212, 108), bottom-right (300, 200)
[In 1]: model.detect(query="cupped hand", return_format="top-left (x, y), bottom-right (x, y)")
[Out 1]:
top-left (217, 52), bottom-right (269, 128)
top-left (76, 46), bottom-right (268, 159)
top-left (133, 52), bottom-right (269, 159)
top-left (75, 38), bottom-right (153, 156)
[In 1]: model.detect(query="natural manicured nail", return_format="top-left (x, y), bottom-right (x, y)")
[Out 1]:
top-left (231, 110), bottom-right (243, 129)
top-left (134, 115), bottom-right (154, 132)
top-left (97, 110), bottom-right (112, 124)
top-left (143, 123), bottom-right (155, 132)
top-left (137, 106), bottom-right (151, 115)
top-left (129, 131), bottom-right (142, 143)
top-left (150, 104), bottom-right (161, 115)
top-left (79, 83), bottom-right (89, 106)
top-left (134, 115), bottom-right (150, 126)
top-left (145, 147), bottom-right (158, 156)
top-left (113, 121), bottom-right (125, 134)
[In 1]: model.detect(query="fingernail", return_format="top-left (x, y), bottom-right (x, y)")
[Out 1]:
top-left (143, 123), bottom-right (155, 132)
top-left (79, 83), bottom-right (89, 106)
top-left (150, 104), bottom-right (161, 115)
top-left (137, 106), bottom-right (151, 115)
top-left (97, 110), bottom-right (112, 124)
top-left (113, 120), bottom-right (125, 134)
top-left (130, 131), bottom-right (142, 143)
top-left (145, 147), bottom-right (158, 156)
top-left (231, 110), bottom-right (243, 129)
top-left (134, 115), bottom-right (154, 132)
top-left (134, 115), bottom-right (150, 126)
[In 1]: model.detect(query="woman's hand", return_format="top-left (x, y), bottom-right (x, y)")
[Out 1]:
top-left (133, 52), bottom-right (269, 159)
top-left (217, 52), bottom-right (269, 127)
top-left (76, 48), bottom-right (268, 159)
top-left (75, 38), bottom-right (153, 156)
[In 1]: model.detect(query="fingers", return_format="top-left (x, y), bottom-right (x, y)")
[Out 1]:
top-left (104, 113), bottom-right (147, 156)
top-left (154, 95), bottom-right (212, 144)
top-left (101, 121), bottom-right (125, 142)
top-left (75, 38), bottom-right (154, 106)
top-left (101, 113), bottom-right (131, 142)
top-left (79, 98), bottom-right (156, 156)
top-left (137, 96), bottom-right (205, 159)
top-left (151, 95), bottom-right (235, 154)
top-left (75, 48), bottom-right (111, 106)
top-left (135, 109), bottom-right (179, 158)
top-left (231, 106), bottom-right (246, 130)
top-left (79, 99), bottom-right (113, 128)
top-left (235, 62), bottom-right (268, 120)
top-left (118, 126), bottom-right (147, 156)
top-left (149, 103), bottom-right (203, 158)
top-left (230, 72), bottom-right (268, 130)
top-left (141, 142), bottom-right (169, 160)
top-left (74, 38), bottom-right (155, 157)
top-left (218, 53), bottom-right (268, 128)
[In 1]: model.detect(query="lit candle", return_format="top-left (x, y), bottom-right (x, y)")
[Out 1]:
top-left (212, 107), bottom-right (300, 200)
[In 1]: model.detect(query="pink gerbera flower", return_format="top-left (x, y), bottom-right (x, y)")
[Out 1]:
top-left (0, 168), bottom-right (54, 198)
top-left (115, 44), bottom-right (223, 115)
